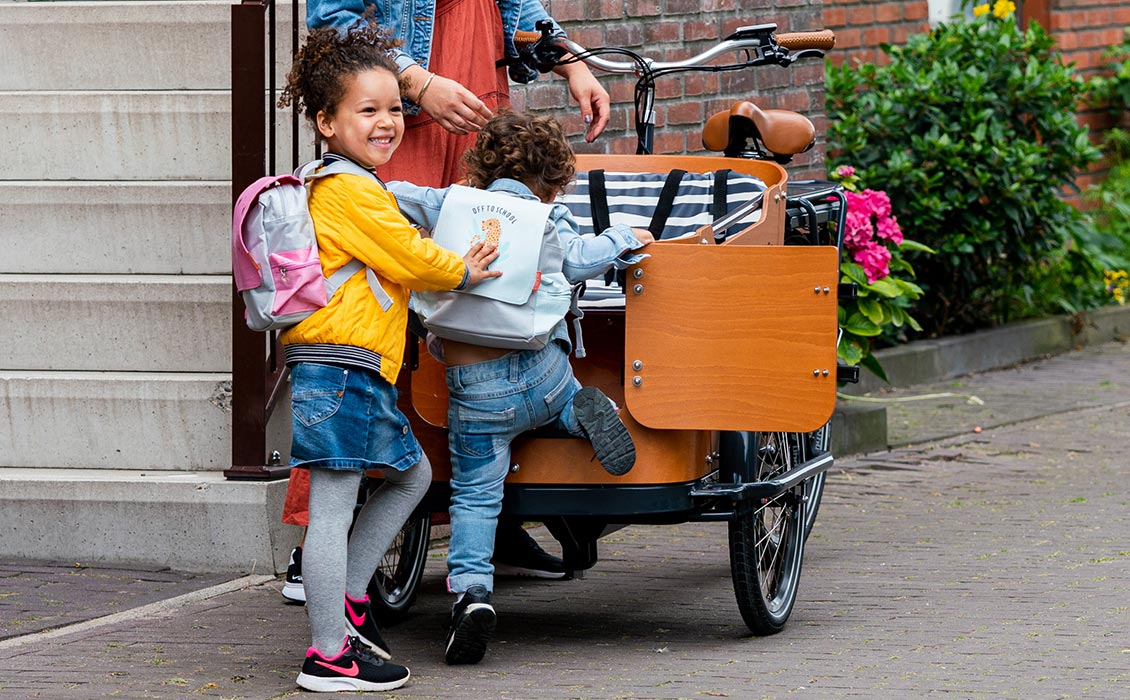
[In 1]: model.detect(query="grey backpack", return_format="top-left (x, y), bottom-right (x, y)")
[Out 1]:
top-left (411, 186), bottom-right (574, 350)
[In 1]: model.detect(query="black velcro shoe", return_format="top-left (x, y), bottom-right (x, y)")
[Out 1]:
top-left (444, 585), bottom-right (496, 665)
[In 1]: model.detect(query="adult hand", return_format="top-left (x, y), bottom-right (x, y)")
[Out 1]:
top-left (554, 60), bottom-right (610, 142)
top-left (463, 241), bottom-right (502, 286)
top-left (414, 72), bottom-right (494, 136)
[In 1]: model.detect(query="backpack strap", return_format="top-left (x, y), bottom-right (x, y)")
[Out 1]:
top-left (569, 282), bottom-right (587, 359)
top-left (296, 158), bottom-right (394, 311)
top-left (712, 169), bottom-right (732, 220)
top-left (648, 169), bottom-right (687, 239)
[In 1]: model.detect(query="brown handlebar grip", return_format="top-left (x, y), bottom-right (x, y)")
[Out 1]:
top-left (775, 29), bottom-right (836, 51)
top-left (513, 30), bottom-right (541, 47)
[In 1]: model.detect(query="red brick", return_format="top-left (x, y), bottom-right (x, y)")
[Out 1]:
top-left (903, 2), bottom-right (929, 21)
top-left (684, 20), bottom-right (720, 42)
top-left (847, 6), bottom-right (876, 24)
top-left (835, 27), bottom-right (862, 49)
top-left (824, 7), bottom-right (847, 27)
top-left (624, 0), bottom-right (662, 16)
top-left (875, 3), bottom-right (903, 23)
top-left (645, 21), bottom-right (683, 43)
top-left (666, 100), bottom-right (704, 125)
top-left (604, 24), bottom-right (644, 48)
top-left (664, 0), bottom-right (704, 15)
top-left (863, 27), bottom-right (889, 46)
top-left (653, 129), bottom-right (687, 155)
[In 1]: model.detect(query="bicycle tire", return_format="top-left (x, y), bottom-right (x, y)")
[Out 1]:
top-left (366, 509), bottom-right (431, 625)
top-left (728, 431), bottom-right (806, 635)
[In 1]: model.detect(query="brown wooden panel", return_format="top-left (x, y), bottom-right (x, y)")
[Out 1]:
top-left (624, 244), bottom-right (839, 432)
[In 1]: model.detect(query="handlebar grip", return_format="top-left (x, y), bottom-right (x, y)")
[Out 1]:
top-left (513, 30), bottom-right (541, 47)
top-left (775, 29), bottom-right (836, 51)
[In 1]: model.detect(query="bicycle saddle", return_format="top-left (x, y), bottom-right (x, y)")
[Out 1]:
top-left (702, 101), bottom-right (815, 162)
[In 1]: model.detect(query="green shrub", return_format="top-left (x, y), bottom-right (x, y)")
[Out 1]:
top-left (826, 2), bottom-right (1101, 336)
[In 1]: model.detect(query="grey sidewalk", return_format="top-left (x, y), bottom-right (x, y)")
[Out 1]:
top-left (1, 339), bottom-right (1128, 699)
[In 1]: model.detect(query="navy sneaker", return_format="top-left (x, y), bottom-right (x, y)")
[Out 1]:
top-left (296, 636), bottom-right (409, 692)
top-left (281, 546), bottom-right (305, 603)
top-left (493, 524), bottom-right (566, 579)
top-left (345, 593), bottom-right (392, 660)
top-left (573, 387), bottom-right (636, 475)
top-left (444, 585), bottom-right (496, 665)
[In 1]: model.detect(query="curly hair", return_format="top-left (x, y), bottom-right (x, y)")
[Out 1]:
top-left (462, 111), bottom-right (576, 201)
top-left (278, 17), bottom-right (406, 134)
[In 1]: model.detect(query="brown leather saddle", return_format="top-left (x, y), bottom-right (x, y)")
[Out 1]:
top-left (702, 101), bottom-right (815, 163)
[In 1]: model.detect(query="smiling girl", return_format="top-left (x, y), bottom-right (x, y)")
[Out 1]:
top-left (277, 20), bottom-right (500, 692)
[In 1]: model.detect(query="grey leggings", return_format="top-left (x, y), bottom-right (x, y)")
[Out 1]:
top-left (303, 455), bottom-right (431, 656)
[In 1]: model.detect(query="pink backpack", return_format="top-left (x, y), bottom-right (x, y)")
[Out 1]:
top-left (232, 159), bottom-right (389, 331)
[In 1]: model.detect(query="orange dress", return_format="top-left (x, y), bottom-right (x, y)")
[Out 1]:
top-left (282, 0), bottom-right (510, 526)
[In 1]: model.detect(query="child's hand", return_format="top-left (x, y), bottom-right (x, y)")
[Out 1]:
top-left (463, 241), bottom-right (502, 286)
top-left (631, 228), bottom-right (656, 246)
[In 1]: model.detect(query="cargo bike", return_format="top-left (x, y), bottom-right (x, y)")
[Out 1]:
top-left (365, 22), bottom-right (856, 637)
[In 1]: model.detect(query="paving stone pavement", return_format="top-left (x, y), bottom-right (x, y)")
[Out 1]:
top-left (1, 340), bottom-right (1127, 699)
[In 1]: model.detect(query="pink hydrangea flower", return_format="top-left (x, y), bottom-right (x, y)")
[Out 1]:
top-left (835, 165), bottom-right (856, 178)
top-left (853, 242), bottom-right (892, 283)
top-left (841, 187), bottom-right (903, 282)
top-left (875, 214), bottom-right (903, 245)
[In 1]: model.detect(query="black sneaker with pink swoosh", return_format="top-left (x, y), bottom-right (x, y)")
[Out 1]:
top-left (296, 636), bottom-right (409, 693)
top-left (344, 593), bottom-right (393, 659)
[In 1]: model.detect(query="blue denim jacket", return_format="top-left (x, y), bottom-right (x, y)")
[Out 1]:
top-left (389, 178), bottom-right (649, 351)
top-left (307, 0), bottom-right (563, 74)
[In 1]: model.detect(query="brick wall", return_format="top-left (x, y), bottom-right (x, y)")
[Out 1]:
top-left (1047, 0), bottom-right (1130, 191)
top-left (509, 0), bottom-right (830, 179)
top-left (822, 1), bottom-right (930, 66)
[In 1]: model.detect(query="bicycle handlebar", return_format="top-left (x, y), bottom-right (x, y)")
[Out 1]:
top-left (513, 22), bottom-right (835, 76)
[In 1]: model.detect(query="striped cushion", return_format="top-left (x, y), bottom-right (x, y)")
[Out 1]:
top-left (558, 170), bottom-right (766, 241)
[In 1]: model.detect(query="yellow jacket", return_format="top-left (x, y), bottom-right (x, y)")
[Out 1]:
top-left (280, 171), bottom-right (465, 384)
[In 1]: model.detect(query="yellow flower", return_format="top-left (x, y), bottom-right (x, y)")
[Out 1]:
top-left (992, 0), bottom-right (1016, 19)
top-left (973, 4), bottom-right (990, 17)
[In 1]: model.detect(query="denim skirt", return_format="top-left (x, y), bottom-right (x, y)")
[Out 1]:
top-left (289, 362), bottom-right (422, 472)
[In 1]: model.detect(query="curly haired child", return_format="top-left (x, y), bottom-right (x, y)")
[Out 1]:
top-left (276, 19), bottom-right (500, 692)
top-left (389, 111), bottom-right (655, 665)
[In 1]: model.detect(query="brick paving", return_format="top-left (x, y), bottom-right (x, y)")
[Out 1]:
top-left (1, 340), bottom-right (1127, 699)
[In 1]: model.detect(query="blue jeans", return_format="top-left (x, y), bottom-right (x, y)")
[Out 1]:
top-left (445, 342), bottom-right (582, 593)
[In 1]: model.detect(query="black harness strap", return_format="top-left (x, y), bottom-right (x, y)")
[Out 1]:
top-left (648, 169), bottom-right (687, 239)
top-left (587, 169), bottom-right (611, 235)
top-left (712, 169), bottom-right (731, 220)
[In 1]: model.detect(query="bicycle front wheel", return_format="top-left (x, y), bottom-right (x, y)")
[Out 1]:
top-left (728, 431), bottom-right (806, 635)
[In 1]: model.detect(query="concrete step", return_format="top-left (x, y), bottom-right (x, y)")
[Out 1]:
top-left (0, 274), bottom-right (230, 372)
top-left (0, 370), bottom-right (233, 470)
top-left (0, 0), bottom-right (302, 91)
top-left (0, 181), bottom-right (230, 275)
top-left (2, 90), bottom-right (313, 180)
top-left (0, 468), bottom-right (297, 573)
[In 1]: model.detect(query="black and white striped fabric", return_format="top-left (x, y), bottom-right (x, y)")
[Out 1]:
top-left (558, 170), bottom-right (767, 241)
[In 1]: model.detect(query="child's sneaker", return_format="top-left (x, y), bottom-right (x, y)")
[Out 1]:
top-left (345, 593), bottom-right (392, 660)
top-left (296, 636), bottom-right (409, 692)
top-left (444, 585), bottom-right (496, 665)
top-left (572, 386), bottom-right (636, 475)
top-left (281, 546), bottom-right (305, 603)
